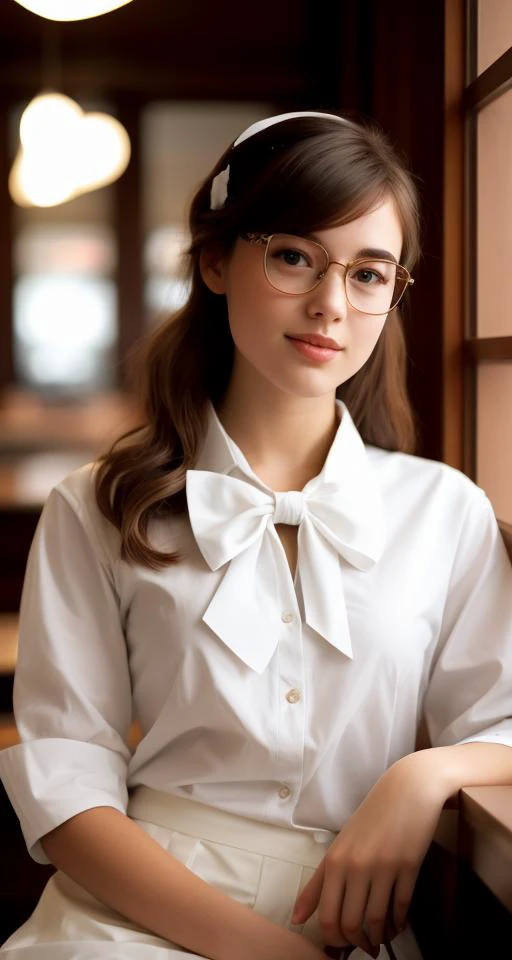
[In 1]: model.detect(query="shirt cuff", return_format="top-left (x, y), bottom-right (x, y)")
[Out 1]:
top-left (454, 720), bottom-right (512, 751)
top-left (0, 738), bottom-right (129, 863)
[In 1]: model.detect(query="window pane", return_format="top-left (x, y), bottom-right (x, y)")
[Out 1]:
top-left (10, 97), bottom-right (120, 394)
top-left (477, 89), bottom-right (512, 337)
top-left (142, 101), bottom-right (274, 231)
top-left (14, 273), bottom-right (116, 392)
top-left (13, 223), bottom-right (117, 394)
top-left (478, 0), bottom-right (512, 74)
top-left (142, 101), bottom-right (273, 326)
top-left (476, 363), bottom-right (512, 523)
top-left (144, 225), bottom-right (190, 324)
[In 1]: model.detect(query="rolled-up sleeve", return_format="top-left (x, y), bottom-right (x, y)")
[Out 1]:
top-left (423, 487), bottom-right (512, 750)
top-left (0, 483), bottom-right (132, 863)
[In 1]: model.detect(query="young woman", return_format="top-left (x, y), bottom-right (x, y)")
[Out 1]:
top-left (1, 111), bottom-right (511, 960)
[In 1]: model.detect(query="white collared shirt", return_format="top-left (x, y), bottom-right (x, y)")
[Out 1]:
top-left (1, 402), bottom-right (511, 863)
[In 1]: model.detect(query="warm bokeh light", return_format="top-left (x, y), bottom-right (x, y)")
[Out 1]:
top-left (9, 93), bottom-right (131, 207)
top-left (9, 149), bottom-right (78, 207)
top-left (13, 1), bottom-right (135, 21)
top-left (20, 93), bottom-right (82, 148)
top-left (74, 113), bottom-right (131, 191)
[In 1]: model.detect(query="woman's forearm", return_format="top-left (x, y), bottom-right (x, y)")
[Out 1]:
top-left (399, 741), bottom-right (512, 801)
top-left (41, 806), bottom-right (325, 960)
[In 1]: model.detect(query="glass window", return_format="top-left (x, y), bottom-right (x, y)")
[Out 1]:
top-left (9, 98), bottom-right (120, 396)
top-left (13, 223), bottom-right (117, 394)
top-left (142, 101), bottom-right (273, 326)
top-left (478, 0), bottom-right (512, 75)
top-left (476, 88), bottom-right (512, 338)
top-left (144, 225), bottom-right (190, 324)
top-left (476, 363), bottom-right (512, 523)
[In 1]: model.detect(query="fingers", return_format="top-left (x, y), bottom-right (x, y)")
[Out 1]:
top-left (292, 860), bottom-right (325, 924)
top-left (361, 869), bottom-right (396, 951)
top-left (295, 855), bottom-right (418, 955)
top-left (317, 858), bottom-right (349, 947)
top-left (337, 871), bottom-right (376, 956)
top-left (392, 864), bottom-right (418, 933)
top-left (317, 858), bottom-right (408, 956)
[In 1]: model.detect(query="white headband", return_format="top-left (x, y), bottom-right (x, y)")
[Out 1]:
top-left (209, 111), bottom-right (350, 211)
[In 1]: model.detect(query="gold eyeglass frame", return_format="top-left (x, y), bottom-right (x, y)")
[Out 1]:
top-left (242, 232), bottom-right (414, 315)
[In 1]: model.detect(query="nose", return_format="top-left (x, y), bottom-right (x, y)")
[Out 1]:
top-left (305, 263), bottom-right (348, 322)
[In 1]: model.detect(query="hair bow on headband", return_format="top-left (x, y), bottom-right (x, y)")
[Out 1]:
top-left (210, 165), bottom-right (230, 211)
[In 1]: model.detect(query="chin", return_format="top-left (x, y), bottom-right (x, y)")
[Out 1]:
top-left (273, 378), bottom-right (342, 400)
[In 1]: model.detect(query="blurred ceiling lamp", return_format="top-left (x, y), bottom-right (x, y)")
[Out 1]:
top-left (13, 1), bottom-right (135, 21)
top-left (9, 92), bottom-right (131, 207)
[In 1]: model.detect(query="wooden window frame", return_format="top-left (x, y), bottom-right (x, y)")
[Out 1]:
top-left (463, 0), bottom-right (512, 493)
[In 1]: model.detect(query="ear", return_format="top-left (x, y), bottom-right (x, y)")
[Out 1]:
top-left (199, 245), bottom-right (227, 295)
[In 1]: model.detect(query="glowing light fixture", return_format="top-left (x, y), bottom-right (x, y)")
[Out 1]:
top-left (9, 92), bottom-right (131, 207)
top-left (13, 1), bottom-right (135, 21)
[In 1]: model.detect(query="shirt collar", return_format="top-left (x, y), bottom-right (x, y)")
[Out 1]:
top-left (196, 399), bottom-right (364, 489)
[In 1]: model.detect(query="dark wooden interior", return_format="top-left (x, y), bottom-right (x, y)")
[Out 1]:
top-left (0, 1), bottom-right (511, 955)
top-left (0, 0), bottom-right (459, 462)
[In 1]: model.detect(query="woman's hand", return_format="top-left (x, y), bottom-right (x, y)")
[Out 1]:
top-left (292, 753), bottom-right (448, 957)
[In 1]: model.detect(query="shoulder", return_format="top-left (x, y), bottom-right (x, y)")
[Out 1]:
top-left (366, 444), bottom-right (483, 500)
top-left (53, 460), bottom-right (98, 511)
top-left (47, 462), bottom-right (121, 564)
top-left (365, 445), bottom-right (491, 532)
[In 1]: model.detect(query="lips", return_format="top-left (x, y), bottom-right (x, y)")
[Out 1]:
top-left (286, 333), bottom-right (342, 350)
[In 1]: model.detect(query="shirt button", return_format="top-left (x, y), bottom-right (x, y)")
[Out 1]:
top-left (278, 785), bottom-right (292, 800)
top-left (281, 612), bottom-right (294, 623)
top-left (285, 688), bottom-right (301, 704)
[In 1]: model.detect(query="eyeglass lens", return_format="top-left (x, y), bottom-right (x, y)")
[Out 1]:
top-left (264, 234), bottom-right (408, 313)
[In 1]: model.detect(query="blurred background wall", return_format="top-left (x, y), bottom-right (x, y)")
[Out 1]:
top-left (0, 0), bottom-right (456, 457)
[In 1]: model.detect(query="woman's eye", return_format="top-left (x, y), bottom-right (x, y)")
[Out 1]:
top-left (354, 268), bottom-right (382, 284)
top-left (277, 248), bottom-right (309, 267)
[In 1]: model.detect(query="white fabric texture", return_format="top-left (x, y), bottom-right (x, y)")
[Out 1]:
top-left (1, 400), bottom-right (512, 872)
top-left (185, 409), bottom-right (384, 670)
top-left (0, 787), bottom-right (422, 960)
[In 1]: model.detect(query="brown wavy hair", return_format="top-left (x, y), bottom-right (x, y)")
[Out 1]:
top-left (95, 114), bottom-right (421, 569)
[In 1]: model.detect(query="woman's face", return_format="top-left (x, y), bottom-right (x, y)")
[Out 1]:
top-left (201, 197), bottom-right (404, 402)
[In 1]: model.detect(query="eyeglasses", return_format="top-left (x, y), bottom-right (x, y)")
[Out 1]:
top-left (242, 232), bottom-right (414, 316)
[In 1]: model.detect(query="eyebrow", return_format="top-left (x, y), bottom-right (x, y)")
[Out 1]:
top-left (355, 246), bottom-right (398, 264)
top-left (307, 234), bottom-right (399, 264)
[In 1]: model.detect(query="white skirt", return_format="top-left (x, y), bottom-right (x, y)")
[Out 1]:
top-left (1, 788), bottom-right (423, 960)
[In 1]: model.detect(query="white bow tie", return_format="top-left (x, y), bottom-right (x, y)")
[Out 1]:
top-left (186, 459), bottom-right (385, 673)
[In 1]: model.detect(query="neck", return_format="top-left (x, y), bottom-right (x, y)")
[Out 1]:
top-left (216, 369), bottom-right (339, 492)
